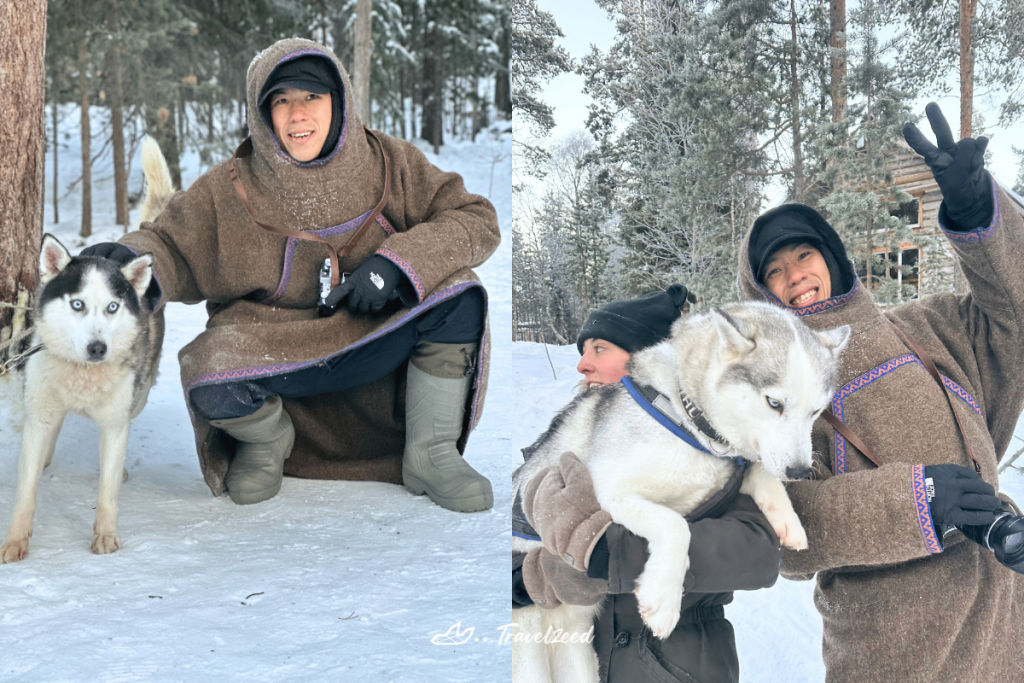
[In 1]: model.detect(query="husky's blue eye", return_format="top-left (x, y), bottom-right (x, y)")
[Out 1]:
top-left (107, 302), bottom-right (119, 314)
top-left (70, 299), bottom-right (84, 311)
top-left (766, 396), bottom-right (783, 413)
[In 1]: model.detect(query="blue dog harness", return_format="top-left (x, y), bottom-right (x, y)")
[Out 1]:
top-left (621, 376), bottom-right (745, 467)
top-left (512, 378), bottom-right (747, 544)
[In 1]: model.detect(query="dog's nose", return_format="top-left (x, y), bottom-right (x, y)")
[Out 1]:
top-left (785, 465), bottom-right (813, 480)
top-left (86, 341), bottom-right (107, 361)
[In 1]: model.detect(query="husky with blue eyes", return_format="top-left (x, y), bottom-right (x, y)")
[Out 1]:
top-left (0, 141), bottom-right (169, 563)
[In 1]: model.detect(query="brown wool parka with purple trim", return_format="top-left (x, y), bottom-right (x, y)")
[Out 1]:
top-left (118, 39), bottom-right (499, 495)
top-left (737, 184), bottom-right (1024, 683)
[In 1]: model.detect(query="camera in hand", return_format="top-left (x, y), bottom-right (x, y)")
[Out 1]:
top-left (317, 258), bottom-right (350, 317)
top-left (960, 513), bottom-right (1024, 574)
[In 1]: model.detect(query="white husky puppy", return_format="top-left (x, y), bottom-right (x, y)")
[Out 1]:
top-left (511, 301), bottom-right (850, 683)
top-left (0, 138), bottom-right (171, 563)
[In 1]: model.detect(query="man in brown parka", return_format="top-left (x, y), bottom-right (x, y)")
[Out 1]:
top-left (82, 38), bottom-right (500, 511)
top-left (518, 103), bottom-right (1024, 682)
top-left (735, 105), bottom-right (1024, 682)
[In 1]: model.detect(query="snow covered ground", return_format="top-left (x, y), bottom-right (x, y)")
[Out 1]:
top-left (0, 107), bottom-right (514, 681)
top-left (511, 340), bottom-right (1024, 683)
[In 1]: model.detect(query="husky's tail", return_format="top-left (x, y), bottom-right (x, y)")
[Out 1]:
top-left (139, 136), bottom-right (175, 224)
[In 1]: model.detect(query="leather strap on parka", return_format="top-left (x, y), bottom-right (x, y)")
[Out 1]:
top-left (227, 126), bottom-right (392, 289)
top-left (823, 331), bottom-right (982, 474)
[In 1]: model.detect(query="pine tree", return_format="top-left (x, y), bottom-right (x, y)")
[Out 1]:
top-left (815, 0), bottom-right (927, 304)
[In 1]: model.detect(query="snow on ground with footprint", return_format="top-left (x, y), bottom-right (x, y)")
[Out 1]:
top-left (0, 108), bottom-right (513, 682)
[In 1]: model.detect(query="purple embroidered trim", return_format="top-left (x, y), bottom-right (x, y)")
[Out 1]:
top-left (832, 354), bottom-right (919, 474)
top-left (376, 213), bottom-right (396, 236)
top-left (263, 49), bottom-right (349, 168)
top-left (940, 181), bottom-right (1000, 243)
top-left (260, 213), bottom-right (397, 304)
top-left (185, 281), bottom-right (477, 392)
top-left (311, 210), bottom-right (373, 238)
top-left (469, 290), bottom-right (491, 429)
top-left (376, 247), bottom-right (425, 302)
top-left (941, 375), bottom-right (984, 418)
top-left (754, 266), bottom-right (860, 317)
top-left (912, 464), bottom-right (943, 554)
top-left (831, 355), bottom-right (984, 473)
top-left (262, 237), bottom-right (298, 304)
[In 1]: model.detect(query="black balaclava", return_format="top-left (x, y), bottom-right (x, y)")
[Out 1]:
top-left (748, 203), bottom-right (855, 297)
top-left (576, 284), bottom-right (690, 354)
top-left (257, 55), bottom-right (344, 161)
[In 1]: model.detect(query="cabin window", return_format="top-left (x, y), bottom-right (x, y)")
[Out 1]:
top-left (892, 198), bottom-right (921, 228)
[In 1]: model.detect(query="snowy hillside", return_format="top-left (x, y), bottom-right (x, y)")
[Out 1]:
top-left (511, 340), bottom-right (1024, 682)
top-left (0, 107), bottom-right (514, 682)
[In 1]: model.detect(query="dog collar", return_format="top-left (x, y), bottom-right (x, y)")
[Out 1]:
top-left (621, 376), bottom-right (741, 465)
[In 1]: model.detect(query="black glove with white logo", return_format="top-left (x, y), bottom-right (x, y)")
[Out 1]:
top-left (80, 242), bottom-right (137, 264)
top-left (902, 103), bottom-right (994, 230)
top-left (924, 464), bottom-right (1004, 529)
top-left (321, 255), bottom-right (402, 314)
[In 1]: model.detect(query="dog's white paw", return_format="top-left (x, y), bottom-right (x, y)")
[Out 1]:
top-left (91, 532), bottom-right (121, 555)
top-left (634, 566), bottom-right (685, 639)
top-left (762, 505), bottom-right (808, 550)
top-left (0, 537), bottom-right (30, 564)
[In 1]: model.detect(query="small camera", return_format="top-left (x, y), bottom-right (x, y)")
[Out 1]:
top-left (317, 258), bottom-right (349, 317)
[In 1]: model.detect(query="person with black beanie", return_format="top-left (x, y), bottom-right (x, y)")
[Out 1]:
top-left (575, 284), bottom-right (690, 387)
top-left (513, 285), bottom-right (781, 683)
top-left (77, 39), bottom-right (500, 515)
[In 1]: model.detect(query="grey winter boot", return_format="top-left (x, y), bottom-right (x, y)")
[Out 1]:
top-left (402, 342), bottom-right (493, 512)
top-left (209, 394), bottom-right (295, 505)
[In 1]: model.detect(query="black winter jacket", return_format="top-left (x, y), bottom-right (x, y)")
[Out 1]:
top-left (513, 465), bottom-right (780, 683)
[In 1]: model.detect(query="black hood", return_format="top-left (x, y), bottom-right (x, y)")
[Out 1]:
top-left (747, 203), bottom-right (857, 298)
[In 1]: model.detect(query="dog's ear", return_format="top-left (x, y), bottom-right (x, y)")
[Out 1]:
top-left (711, 307), bottom-right (756, 360)
top-left (39, 234), bottom-right (72, 285)
top-left (815, 324), bottom-right (851, 358)
top-left (120, 253), bottom-right (154, 298)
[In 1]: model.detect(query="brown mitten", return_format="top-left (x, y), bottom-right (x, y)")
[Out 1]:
top-left (522, 547), bottom-right (609, 609)
top-left (522, 451), bottom-right (614, 571)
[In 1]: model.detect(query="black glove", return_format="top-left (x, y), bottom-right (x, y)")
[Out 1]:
top-left (924, 464), bottom-right (1004, 529)
top-left (321, 255), bottom-right (403, 314)
top-left (903, 103), bottom-right (994, 230)
top-left (80, 242), bottom-right (137, 264)
top-left (960, 513), bottom-right (1024, 574)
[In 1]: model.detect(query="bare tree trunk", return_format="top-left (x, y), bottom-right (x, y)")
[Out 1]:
top-left (74, 0), bottom-right (93, 238)
top-left (353, 0), bottom-right (372, 125)
top-left (422, 25), bottom-right (444, 153)
top-left (106, 0), bottom-right (128, 229)
top-left (830, 0), bottom-right (847, 123)
top-left (494, 17), bottom-right (511, 120)
top-left (789, 0), bottom-right (804, 202)
top-left (0, 0), bottom-right (47, 347)
top-left (959, 0), bottom-right (977, 138)
top-left (52, 78), bottom-right (60, 225)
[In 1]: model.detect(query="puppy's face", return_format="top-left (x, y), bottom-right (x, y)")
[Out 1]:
top-left (37, 236), bottom-right (153, 364)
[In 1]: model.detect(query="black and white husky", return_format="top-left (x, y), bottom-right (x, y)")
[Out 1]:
top-left (511, 302), bottom-right (850, 683)
top-left (0, 138), bottom-right (171, 562)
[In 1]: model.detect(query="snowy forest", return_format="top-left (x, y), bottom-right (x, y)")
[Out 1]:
top-left (45, 0), bottom-right (510, 235)
top-left (0, 0), bottom-right (510, 352)
top-left (512, 0), bottom-right (1024, 344)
